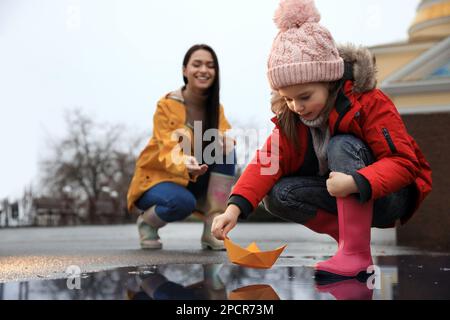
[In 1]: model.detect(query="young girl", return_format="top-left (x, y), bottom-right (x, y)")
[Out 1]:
top-left (128, 44), bottom-right (236, 251)
top-left (212, 0), bottom-right (432, 279)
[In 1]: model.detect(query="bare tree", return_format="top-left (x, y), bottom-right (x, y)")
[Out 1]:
top-left (39, 108), bottom-right (145, 224)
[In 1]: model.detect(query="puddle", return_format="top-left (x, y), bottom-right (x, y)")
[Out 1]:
top-left (0, 255), bottom-right (449, 300)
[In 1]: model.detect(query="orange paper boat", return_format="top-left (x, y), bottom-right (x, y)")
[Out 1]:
top-left (224, 237), bottom-right (287, 269)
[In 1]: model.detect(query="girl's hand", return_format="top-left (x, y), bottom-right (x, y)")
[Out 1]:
top-left (211, 205), bottom-right (241, 240)
top-left (184, 156), bottom-right (208, 177)
top-left (326, 172), bottom-right (359, 198)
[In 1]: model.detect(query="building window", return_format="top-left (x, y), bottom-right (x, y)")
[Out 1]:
top-left (427, 60), bottom-right (450, 80)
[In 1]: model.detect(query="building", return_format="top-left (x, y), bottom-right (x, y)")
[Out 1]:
top-left (370, 0), bottom-right (450, 250)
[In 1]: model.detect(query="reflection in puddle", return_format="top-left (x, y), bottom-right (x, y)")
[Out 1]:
top-left (229, 285), bottom-right (280, 300)
top-left (0, 255), bottom-right (449, 300)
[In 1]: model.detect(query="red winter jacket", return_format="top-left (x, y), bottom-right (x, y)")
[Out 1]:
top-left (230, 46), bottom-right (432, 226)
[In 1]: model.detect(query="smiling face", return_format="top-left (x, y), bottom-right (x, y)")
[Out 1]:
top-left (278, 83), bottom-right (330, 121)
top-left (183, 49), bottom-right (216, 93)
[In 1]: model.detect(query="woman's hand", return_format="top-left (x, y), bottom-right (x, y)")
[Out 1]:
top-left (184, 156), bottom-right (208, 177)
top-left (326, 172), bottom-right (359, 198)
top-left (211, 204), bottom-right (241, 240)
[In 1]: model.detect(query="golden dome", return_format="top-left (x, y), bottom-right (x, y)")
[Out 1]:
top-left (409, 0), bottom-right (450, 41)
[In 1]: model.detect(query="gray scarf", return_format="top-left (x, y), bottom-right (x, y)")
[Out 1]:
top-left (300, 106), bottom-right (333, 176)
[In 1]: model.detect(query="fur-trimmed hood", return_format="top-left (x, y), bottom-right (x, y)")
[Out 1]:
top-left (338, 44), bottom-right (378, 93)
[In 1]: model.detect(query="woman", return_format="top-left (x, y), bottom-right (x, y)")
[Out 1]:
top-left (128, 44), bottom-right (236, 250)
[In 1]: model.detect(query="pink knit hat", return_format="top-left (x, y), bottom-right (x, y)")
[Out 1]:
top-left (268, 0), bottom-right (344, 90)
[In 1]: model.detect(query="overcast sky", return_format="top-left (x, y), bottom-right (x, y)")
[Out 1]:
top-left (0, 0), bottom-right (421, 199)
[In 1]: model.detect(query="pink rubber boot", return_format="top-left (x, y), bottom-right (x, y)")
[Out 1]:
top-left (315, 196), bottom-right (374, 279)
top-left (304, 209), bottom-right (339, 242)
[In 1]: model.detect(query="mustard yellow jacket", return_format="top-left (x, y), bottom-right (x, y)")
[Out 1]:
top-left (127, 91), bottom-right (232, 212)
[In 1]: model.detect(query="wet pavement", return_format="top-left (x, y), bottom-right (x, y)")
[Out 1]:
top-left (1, 223), bottom-right (449, 300)
top-left (1, 255), bottom-right (449, 300)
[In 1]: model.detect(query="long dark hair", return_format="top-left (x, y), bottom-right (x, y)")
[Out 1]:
top-left (182, 44), bottom-right (220, 134)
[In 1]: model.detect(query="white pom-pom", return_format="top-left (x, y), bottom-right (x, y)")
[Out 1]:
top-left (274, 0), bottom-right (321, 31)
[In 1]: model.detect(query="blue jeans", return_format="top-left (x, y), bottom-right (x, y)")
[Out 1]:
top-left (135, 153), bottom-right (236, 223)
top-left (263, 135), bottom-right (415, 228)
